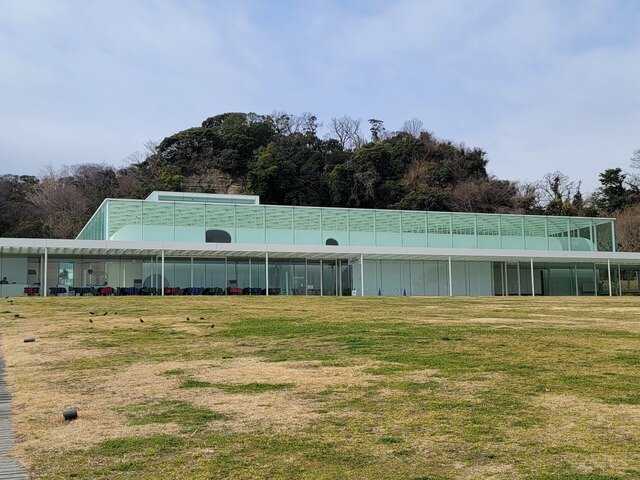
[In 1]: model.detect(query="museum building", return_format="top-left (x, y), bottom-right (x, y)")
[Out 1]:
top-left (1, 191), bottom-right (639, 297)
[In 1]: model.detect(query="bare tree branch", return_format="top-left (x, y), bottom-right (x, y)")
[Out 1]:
top-left (401, 118), bottom-right (424, 138)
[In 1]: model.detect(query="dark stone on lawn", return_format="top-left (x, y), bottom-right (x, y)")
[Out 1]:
top-left (23, 337), bottom-right (35, 343)
top-left (139, 319), bottom-right (144, 323)
top-left (14, 314), bottom-right (19, 318)
top-left (63, 409), bottom-right (78, 421)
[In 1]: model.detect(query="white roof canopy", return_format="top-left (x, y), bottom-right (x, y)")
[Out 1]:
top-left (1, 238), bottom-right (639, 265)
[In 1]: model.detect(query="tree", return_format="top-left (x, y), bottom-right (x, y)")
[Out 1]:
top-left (328, 116), bottom-right (363, 150)
top-left (368, 119), bottom-right (385, 142)
top-left (450, 178), bottom-right (519, 213)
top-left (0, 175), bottom-right (44, 238)
top-left (594, 168), bottom-right (633, 213)
top-left (616, 205), bottom-right (640, 252)
top-left (537, 171), bottom-right (576, 215)
top-left (300, 112), bottom-right (321, 136)
top-left (27, 166), bottom-right (86, 238)
top-left (400, 118), bottom-right (424, 138)
top-left (629, 148), bottom-right (640, 187)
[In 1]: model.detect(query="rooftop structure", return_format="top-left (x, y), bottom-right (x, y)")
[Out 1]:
top-left (77, 192), bottom-right (616, 252)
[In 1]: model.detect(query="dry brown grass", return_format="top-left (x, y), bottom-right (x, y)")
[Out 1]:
top-left (0, 295), bottom-right (639, 479)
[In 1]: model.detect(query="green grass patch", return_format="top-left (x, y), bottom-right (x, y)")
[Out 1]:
top-left (95, 433), bottom-right (184, 457)
top-left (212, 382), bottom-right (294, 394)
top-left (179, 378), bottom-right (213, 389)
top-left (124, 399), bottom-right (227, 427)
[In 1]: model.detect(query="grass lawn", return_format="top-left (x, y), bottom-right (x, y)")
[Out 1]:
top-left (1, 295), bottom-right (639, 479)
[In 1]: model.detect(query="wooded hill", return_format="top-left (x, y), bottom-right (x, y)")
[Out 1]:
top-left (1, 112), bottom-right (639, 250)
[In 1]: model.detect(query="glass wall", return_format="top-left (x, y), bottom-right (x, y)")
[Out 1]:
top-left (620, 267), bottom-right (640, 296)
top-left (491, 262), bottom-right (626, 296)
top-left (3, 252), bottom-right (637, 297)
top-left (351, 259), bottom-right (491, 296)
top-left (78, 198), bottom-right (616, 253)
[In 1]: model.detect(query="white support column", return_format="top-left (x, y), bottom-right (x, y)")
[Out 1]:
top-left (249, 257), bottom-right (252, 289)
top-left (530, 258), bottom-right (535, 297)
top-left (544, 217), bottom-right (549, 250)
top-left (265, 252), bottom-right (269, 296)
top-left (43, 248), bottom-right (48, 297)
top-left (190, 256), bottom-right (194, 289)
top-left (504, 261), bottom-right (509, 296)
top-left (517, 262), bottom-right (521, 296)
top-left (574, 263), bottom-right (579, 296)
top-left (611, 221), bottom-right (617, 252)
top-left (474, 214), bottom-right (478, 248)
top-left (618, 264), bottom-right (622, 296)
top-left (161, 250), bottom-right (165, 296)
top-left (360, 254), bottom-right (364, 297)
top-left (607, 259), bottom-right (612, 297)
top-left (594, 263), bottom-right (598, 297)
top-left (338, 259), bottom-right (342, 296)
top-left (305, 259), bottom-right (308, 296)
top-left (320, 259), bottom-right (324, 296)
top-left (448, 255), bottom-right (453, 297)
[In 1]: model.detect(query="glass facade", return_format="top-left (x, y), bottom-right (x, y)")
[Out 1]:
top-left (77, 194), bottom-right (616, 252)
top-left (1, 253), bottom-right (637, 297)
top-left (3, 191), bottom-right (632, 298)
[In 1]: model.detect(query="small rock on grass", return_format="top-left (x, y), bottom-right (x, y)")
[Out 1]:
top-left (63, 409), bottom-right (78, 421)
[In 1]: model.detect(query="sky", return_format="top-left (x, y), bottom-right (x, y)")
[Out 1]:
top-left (1, 0), bottom-right (639, 192)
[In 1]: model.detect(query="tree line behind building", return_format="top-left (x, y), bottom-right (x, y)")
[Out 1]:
top-left (1, 112), bottom-right (639, 250)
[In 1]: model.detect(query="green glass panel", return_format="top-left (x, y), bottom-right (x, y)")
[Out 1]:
top-left (476, 215), bottom-right (499, 235)
top-left (452, 215), bottom-right (475, 235)
top-left (375, 211), bottom-right (400, 233)
top-left (236, 205), bottom-right (264, 229)
top-left (143, 203), bottom-right (173, 226)
top-left (174, 203), bottom-right (204, 227)
top-left (321, 208), bottom-right (349, 245)
top-left (294, 207), bottom-right (321, 231)
top-left (524, 217), bottom-right (547, 250)
top-left (294, 207), bottom-right (321, 245)
top-left (427, 213), bottom-right (451, 234)
top-left (500, 216), bottom-right (523, 236)
top-left (142, 202), bottom-right (174, 241)
top-left (401, 212), bottom-right (426, 234)
top-left (109, 200), bottom-right (142, 240)
top-left (205, 204), bottom-right (235, 229)
top-left (524, 217), bottom-right (546, 237)
top-left (349, 210), bottom-right (374, 232)
top-left (265, 207), bottom-right (293, 229)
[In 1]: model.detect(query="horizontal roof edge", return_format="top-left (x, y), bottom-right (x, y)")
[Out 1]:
top-left (1, 238), bottom-right (638, 262)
